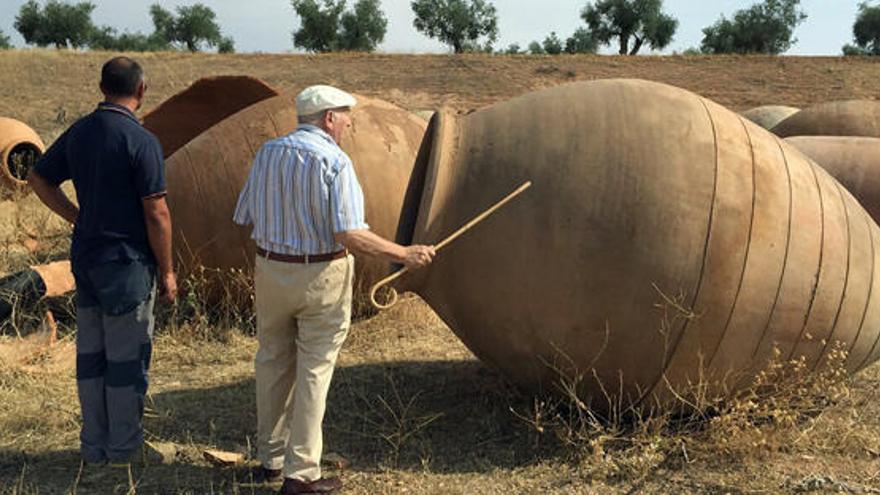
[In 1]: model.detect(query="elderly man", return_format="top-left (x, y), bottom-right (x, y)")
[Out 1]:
top-left (28, 56), bottom-right (176, 465)
top-left (233, 85), bottom-right (434, 494)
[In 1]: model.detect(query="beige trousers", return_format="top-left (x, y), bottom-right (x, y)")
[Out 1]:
top-left (254, 254), bottom-right (354, 481)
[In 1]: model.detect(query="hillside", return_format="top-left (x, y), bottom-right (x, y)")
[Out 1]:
top-left (1, 51), bottom-right (879, 144)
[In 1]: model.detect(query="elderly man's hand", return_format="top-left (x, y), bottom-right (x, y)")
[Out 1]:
top-left (403, 245), bottom-right (436, 270)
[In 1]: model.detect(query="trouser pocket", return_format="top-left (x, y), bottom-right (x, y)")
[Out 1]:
top-left (84, 260), bottom-right (155, 316)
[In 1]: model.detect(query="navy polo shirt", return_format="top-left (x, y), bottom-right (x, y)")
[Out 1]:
top-left (32, 102), bottom-right (166, 271)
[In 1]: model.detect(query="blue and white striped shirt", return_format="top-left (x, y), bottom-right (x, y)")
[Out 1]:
top-left (233, 125), bottom-right (369, 255)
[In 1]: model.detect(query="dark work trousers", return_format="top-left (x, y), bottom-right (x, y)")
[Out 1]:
top-left (73, 259), bottom-right (156, 463)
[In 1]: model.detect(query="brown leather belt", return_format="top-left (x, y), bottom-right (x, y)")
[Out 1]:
top-left (256, 247), bottom-right (348, 264)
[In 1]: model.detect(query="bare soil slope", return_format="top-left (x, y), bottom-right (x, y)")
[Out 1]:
top-left (1, 51), bottom-right (879, 143)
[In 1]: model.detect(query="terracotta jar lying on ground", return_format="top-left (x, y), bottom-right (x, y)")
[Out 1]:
top-left (392, 79), bottom-right (880, 413)
top-left (772, 100), bottom-right (880, 138)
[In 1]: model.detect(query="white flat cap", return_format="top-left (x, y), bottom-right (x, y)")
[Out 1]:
top-left (295, 85), bottom-right (357, 116)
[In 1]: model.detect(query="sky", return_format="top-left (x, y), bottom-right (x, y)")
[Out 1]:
top-left (0, 0), bottom-right (864, 55)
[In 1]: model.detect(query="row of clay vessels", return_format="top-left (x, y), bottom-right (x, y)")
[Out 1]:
top-left (5, 77), bottom-right (880, 414)
top-left (744, 101), bottom-right (880, 226)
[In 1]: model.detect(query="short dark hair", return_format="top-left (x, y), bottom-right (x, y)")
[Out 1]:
top-left (100, 56), bottom-right (144, 97)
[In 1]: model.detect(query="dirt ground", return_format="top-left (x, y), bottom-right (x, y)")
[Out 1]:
top-left (2, 50), bottom-right (880, 494)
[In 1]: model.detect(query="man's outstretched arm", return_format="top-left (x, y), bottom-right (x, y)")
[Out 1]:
top-left (334, 229), bottom-right (435, 269)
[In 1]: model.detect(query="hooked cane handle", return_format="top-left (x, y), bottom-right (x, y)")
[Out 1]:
top-left (369, 267), bottom-right (408, 309)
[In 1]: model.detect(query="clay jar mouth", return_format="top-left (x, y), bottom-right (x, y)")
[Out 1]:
top-left (393, 110), bottom-right (460, 293)
top-left (392, 112), bottom-right (441, 293)
top-left (4, 142), bottom-right (42, 183)
top-left (395, 113), bottom-right (438, 248)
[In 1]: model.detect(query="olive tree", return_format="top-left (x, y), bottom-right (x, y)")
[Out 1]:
top-left (843, 2), bottom-right (880, 55)
top-left (581, 0), bottom-right (678, 55)
top-left (291, 0), bottom-right (387, 52)
top-left (411, 0), bottom-right (498, 53)
top-left (565, 27), bottom-right (599, 53)
top-left (542, 32), bottom-right (563, 55)
top-left (15, 0), bottom-right (96, 49)
top-left (700, 0), bottom-right (807, 54)
top-left (148, 3), bottom-right (232, 52)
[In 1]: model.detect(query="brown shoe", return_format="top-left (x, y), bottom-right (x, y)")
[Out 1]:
top-left (253, 465), bottom-right (283, 484)
top-left (278, 476), bottom-right (342, 494)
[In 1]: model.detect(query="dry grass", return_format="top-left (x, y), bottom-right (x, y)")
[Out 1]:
top-left (0, 185), bottom-right (72, 273)
top-left (3, 294), bottom-right (880, 494)
top-left (3, 51), bottom-right (880, 493)
top-left (516, 343), bottom-right (880, 489)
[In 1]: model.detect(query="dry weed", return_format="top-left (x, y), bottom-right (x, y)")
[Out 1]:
top-left (514, 336), bottom-right (865, 488)
top-left (341, 369), bottom-right (444, 469)
top-left (509, 284), bottom-right (870, 488)
top-left (158, 264), bottom-right (255, 342)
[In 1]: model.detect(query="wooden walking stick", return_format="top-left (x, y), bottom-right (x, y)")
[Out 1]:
top-left (369, 180), bottom-right (532, 310)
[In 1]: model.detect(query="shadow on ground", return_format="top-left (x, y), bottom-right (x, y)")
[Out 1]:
top-left (0, 359), bottom-right (563, 494)
top-left (0, 448), bottom-right (257, 495)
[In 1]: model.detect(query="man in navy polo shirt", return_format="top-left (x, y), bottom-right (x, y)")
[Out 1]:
top-left (28, 56), bottom-right (176, 465)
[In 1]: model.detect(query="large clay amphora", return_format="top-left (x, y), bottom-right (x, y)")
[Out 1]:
top-left (396, 79), bottom-right (880, 412)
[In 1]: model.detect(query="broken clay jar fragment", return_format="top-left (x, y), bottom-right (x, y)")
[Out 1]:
top-left (0, 261), bottom-right (74, 325)
top-left (0, 117), bottom-right (45, 197)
